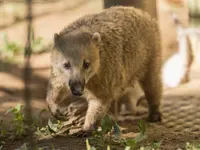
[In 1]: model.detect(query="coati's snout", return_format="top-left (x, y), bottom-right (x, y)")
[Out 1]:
top-left (68, 79), bottom-right (85, 96)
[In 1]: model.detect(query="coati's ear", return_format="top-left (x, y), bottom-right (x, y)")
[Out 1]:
top-left (53, 33), bottom-right (62, 51)
top-left (54, 33), bottom-right (60, 45)
top-left (92, 32), bottom-right (101, 44)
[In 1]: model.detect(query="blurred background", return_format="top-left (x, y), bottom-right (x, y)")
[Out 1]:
top-left (0, 0), bottom-right (200, 149)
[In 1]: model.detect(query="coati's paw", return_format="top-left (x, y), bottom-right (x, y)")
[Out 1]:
top-left (71, 123), bottom-right (97, 137)
top-left (83, 123), bottom-right (96, 132)
top-left (148, 111), bottom-right (162, 122)
top-left (48, 104), bottom-right (66, 120)
top-left (71, 122), bottom-right (99, 137)
top-left (72, 129), bottom-right (93, 138)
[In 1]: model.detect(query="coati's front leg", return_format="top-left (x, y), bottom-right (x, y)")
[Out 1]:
top-left (46, 80), bottom-right (68, 120)
top-left (82, 99), bottom-right (112, 133)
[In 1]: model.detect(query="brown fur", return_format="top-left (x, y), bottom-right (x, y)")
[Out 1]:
top-left (110, 81), bottom-right (144, 117)
top-left (46, 6), bottom-right (163, 133)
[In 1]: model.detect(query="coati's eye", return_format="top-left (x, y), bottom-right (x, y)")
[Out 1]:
top-left (83, 61), bottom-right (90, 69)
top-left (63, 62), bottom-right (71, 70)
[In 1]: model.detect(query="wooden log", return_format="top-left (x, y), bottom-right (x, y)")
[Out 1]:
top-left (103, 0), bottom-right (144, 9)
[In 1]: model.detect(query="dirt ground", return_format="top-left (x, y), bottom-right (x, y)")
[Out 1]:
top-left (0, 0), bottom-right (200, 149)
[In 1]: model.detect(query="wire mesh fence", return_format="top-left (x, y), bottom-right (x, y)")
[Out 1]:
top-left (23, 0), bottom-right (36, 149)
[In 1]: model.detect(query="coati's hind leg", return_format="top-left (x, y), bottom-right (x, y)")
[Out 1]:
top-left (140, 61), bottom-right (163, 122)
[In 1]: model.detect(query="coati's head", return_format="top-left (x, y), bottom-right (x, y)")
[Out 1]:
top-left (52, 28), bottom-right (101, 96)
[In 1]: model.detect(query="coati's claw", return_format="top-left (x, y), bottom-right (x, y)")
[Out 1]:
top-left (48, 104), bottom-right (66, 120)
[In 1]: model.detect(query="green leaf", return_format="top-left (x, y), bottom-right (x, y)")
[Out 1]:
top-left (86, 139), bottom-right (96, 150)
top-left (1, 33), bottom-right (24, 57)
top-left (15, 104), bottom-right (22, 112)
top-left (152, 141), bottom-right (161, 149)
top-left (40, 127), bottom-right (47, 132)
top-left (113, 121), bottom-right (121, 137)
top-left (86, 139), bottom-right (91, 150)
top-left (5, 104), bottom-right (22, 115)
top-left (124, 146), bottom-right (131, 150)
top-left (107, 145), bottom-right (111, 150)
top-left (47, 119), bottom-right (57, 133)
top-left (138, 120), bottom-right (146, 136)
top-left (101, 115), bottom-right (113, 134)
top-left (5, 107), bottom-right (14, 115)
top-left (125, 139), bottom-right (136, 148)
top-left (90, 147), bottom-right (96, 150)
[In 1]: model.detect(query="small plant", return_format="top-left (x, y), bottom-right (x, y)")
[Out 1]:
top-left (123, 120), bottom-right (147, 149)
top-left (0, 33), bottom-right (23, 57)
top-left (152, 141), bottom-right (161, 149)
top-left (88, 115), bottom-right (122, 149)
top-left (47, 119), bottom-right (63, 133)
top-left (5, 104), bottom-right (26, 136)
top-left (3, 104), bottom-right (63, 138)
top-left (35, 119), bottom-right (64, 137)
top-left (87, 115), bottom-right (147, 150)
top-left (2, 104), bottom-right (49, 140)
top-left (0, 32), bottom-right (49, 60)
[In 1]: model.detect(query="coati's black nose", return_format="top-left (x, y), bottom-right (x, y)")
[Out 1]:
top-left (71, 87), bottom-right (83, 96)
top-left (68, 80), bottom-right (84, 96)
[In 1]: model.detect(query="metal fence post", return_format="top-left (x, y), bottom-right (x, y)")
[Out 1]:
top-left (24, 0), bottom-right (35, 149)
